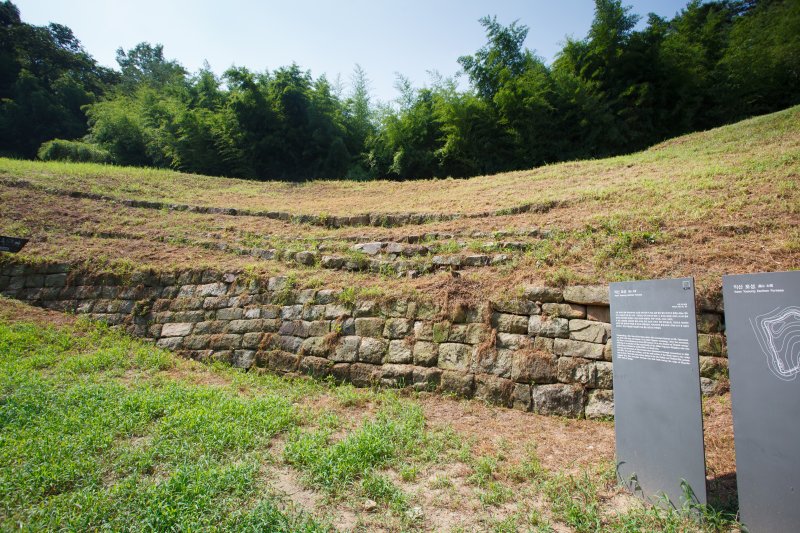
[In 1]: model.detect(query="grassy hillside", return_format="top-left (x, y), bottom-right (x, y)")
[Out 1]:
top-left (0, 297), bottom-right (737, 531)
top-left (1, 106), bottom-right (798, 301)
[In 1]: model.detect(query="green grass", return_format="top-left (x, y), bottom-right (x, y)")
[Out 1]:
top-left (0, 318), bottom-right (329, 531)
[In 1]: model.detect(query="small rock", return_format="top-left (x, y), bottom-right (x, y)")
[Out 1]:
top-left (406, 506), bottom-right (424, 521)
top-left (353, 242), bottom-right (383, 255)
top-left (363, 499), bottom-right (378, 512)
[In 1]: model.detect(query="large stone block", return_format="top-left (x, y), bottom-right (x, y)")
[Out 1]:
top-left (216, 307), bottom-right (244, 321)
top-left (300, 337), bottom-right (329, 357)
top-left (472, 348), bottom-right (513, 378)
top-left (197, 282), bottom-right (227, 297)
top-left (594, 361), bottom-right (613, 389)
top-left (384, 318), bottom-right (413, 339)
top-left (491, 312), bottom-right (529, 334)
top-left (358, 337), bottom-right (387, 363)
top-left (332, 336), bottom-right (360, 362)
top-left (232, 350), bottom-right (256, 369)
top-left (586, 305), bottom-right (610, 323)
top-left (226, 319), bottom-right (264, 334)
top-left (557, 357), bottom-right (596, 386)
top-left (266, 351), bottom-right (301, 373)
top-left (568, 320), bottom-right (610, 344)
top-left (160, 322), bottom-right (194, 338)
top-left (585, 390), bottom-right (614, 419)
top-left (412, 367), bottom-right (442, 391)
top-left (513, 383), bottom-right (532, 411)
top-left (242, 332), bottom-right (264, 349)
top-left (697, 313), bottom-right (723, 334)
top-left (541, 303), bottom-right (586, 319)
top-left (299, 356), bottom-right (333, 378)
top-left (522, 286), bottom-right (564, 303)
top-left (350, 362), bottom-right (378, 387)
top-left (440, 370), bottom-right (474, 398)
top-left (413, 341), bottom-right (438, 366)
top-left (209, 334), bottom-right (241, 350)
top-left (474, 374), bottom-right (514, 407)
top-left (438, 343), bottom-right (472, 371)
top-left (279, 335), bottom-right (303, 353)
top-left (496, 332), bottom-right (529, 349)
top-left (447, 324), bottom-right (470, 343)
top-left (379, 364), bottom-right (414, 387)
top-left (156, 337), bottom-right (183, 350)
top-left (528, 315), bottom-right (569, 338)
top-left (698, 334), bottom-right (726, 357)
top-left (492, 299), bottom-right (539, 315)
top-left (563, 285), bottom-right (609, 306)
top-left (414, 321), bottom-right (434, 341)
top-left (355, 317), bottom-right (385, 338)
top-left (511, 351), bottom-right (557, 383)
top-left (387, 340), bottom-right (413, 364)
top-left (531, 384), bottom-right (585, 418)
top-left (301, 305), bottom-right (326, 321)
top-left (554, 338), bottom-right (605, 360)
top-left (699, 356), bottom-right (728, 379)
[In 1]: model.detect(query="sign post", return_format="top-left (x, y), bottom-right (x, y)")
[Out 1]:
top-left (610, 278), bottom-right (707, 507)
top-left (723, 271), bottom-right (800, 531)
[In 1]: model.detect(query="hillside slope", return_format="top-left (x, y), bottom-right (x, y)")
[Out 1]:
top-left (1, 106), bottom-right (798, 301)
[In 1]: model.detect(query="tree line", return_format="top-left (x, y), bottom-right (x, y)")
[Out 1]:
top-left (1, 0), bottom-right (798, 181)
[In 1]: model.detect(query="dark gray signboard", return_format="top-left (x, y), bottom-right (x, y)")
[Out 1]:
top-left (610, 278), bottom-right (707, 507)
top-left (723, 271), bottom-right (800, 532)
top-left (0, 236), bottom-right (28, 253)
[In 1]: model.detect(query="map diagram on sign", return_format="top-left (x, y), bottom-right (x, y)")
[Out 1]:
top-left (751, 306), bottom-right (800, 381)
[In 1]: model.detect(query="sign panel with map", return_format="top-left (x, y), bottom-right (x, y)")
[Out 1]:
top-left (723, 271), bottom-right (800, 532)
top-left (610, 278), bottom-right (707, 506)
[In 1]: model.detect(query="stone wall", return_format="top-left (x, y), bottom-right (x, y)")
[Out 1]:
top-left (0, 260), bottom-right (728, 418)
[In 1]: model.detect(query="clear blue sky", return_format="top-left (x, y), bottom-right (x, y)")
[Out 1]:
top-left (16, 0), bottom-right (691, 103)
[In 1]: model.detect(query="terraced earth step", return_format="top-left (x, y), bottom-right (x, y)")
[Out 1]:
top-left (1, 178), bottom-right (563, 228)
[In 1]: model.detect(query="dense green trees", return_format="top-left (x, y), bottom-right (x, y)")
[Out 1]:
top-left (2, 0), bottom-right (799, 180)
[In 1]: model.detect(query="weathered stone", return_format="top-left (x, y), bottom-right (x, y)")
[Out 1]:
top-left (232, 350), bottom-right (256, 369)
top-left (698, 334), bottom-right (726, 356)
top-left (182, 335), bottom-right (211, 350)
top-left (472, 348), bottom-right (513, 378)
top-left (586, 305), bottom-right (610, 323)
top-left (594, 362), bottom-right (613, 389)
top-left (226, 319), bottom-right (264, 334)
top-left (355, 317), bottom-right (385, 337)
top-left (432, 255), bottom-right (461, 267)
top-left (383, 318), bottom-right (413, 339)
top-left (281, 305), bottom-right (303, 320)
top-left (432, 321), bottom-right (450, 343)
top-left (204, 297), bottom-right (230, 310)
top-left (354, 300), bottom-right (379, 317)
top-left (379, 364), bottom-right (414, 387)
top-left (300, 337), bottom-right (329, 357)
top-left (447, 324), bottom-right (470, 343)
top-left (294, 251), bottom-right (316, 265)
top-left (44, 273), bottom-right (67, 288)
top-left (279, 335), bottom-right (303, 353)
top-left (438, 343), bottom-right (472, 371)
top-left (557, 357), bottom-right (596, 386)
top-left (532, 336), bottom-right (555, 353)
top-left (541, 303), bottom-right (586, 319)
top-left (512, 383), bottom-right (532, 411)
top-left (353, 242), bottom-right (383, 255)
top-left (325, 304), bottom-right (351, 319)
top-left (492, 299), bottom-right (539, 315)
top-left (210, 334), bottom-right (241, 350)
top-left (358, 337), bottom-right (387, 363)
top-left (413, 321), bottom-right (434, 341)
top-left (563, 285), bottom-right (609, 306)
top-left (496, 332), bottom-right (529, 349)
top-left (603, 339), bottom-right (613, 361)
top-left (528, 315), bottom-right (569, 338)
top-left (266, 351), bottom-right (301, 373)
top-left (321, 256), bottom-right (345, 269)
top-left (440, 370), bottom-right (474, 398)
top-left (156, 336), bottom-right (183, 350)
top-left (412, 367), bottom-right (442, 391)
top-left (700, 377), bottom-right (718, 396)
top-left (242, 332), bottom-right (264, 349)
top-left (474, 374), bottom-right (514, 407)
top-left (306, 320), bottom-right (331, 337)
top-left (23, 275), bottom-right (44, 288)
top-left (491, 312), bottom-right (529, 334)
top-left (331, 336), bottom-right (360, 362)
top-left (531, 384), bottom-right (585, 418)
top-left (161, 322), bottom-right (194, 337)
top-left (413, 341), bottom-right (438, 366)
top-left (699, 356), bottom-right (728, 379)
top-left (511, 351), bottom-right (557, 383)
top-left (697, 313), bottom-right (723, 334)
top-left (197, 283), bottom-right (227, 297)
top-left (585, 390), bottom-right (614, 419)
top-left (522, 286), bottom-right (563, 303)
top-left (216, 307), bottom-right (243, 321)
top-left (349, 363), bottom-right (377, 386)
top-left (568, 319), bottom-right (610, 344)
top-left (301, 305), bottom-right (326, 321)
top-left (465, 323), bottom-right (488, 344)
top-left (554, 338), bottom-right (605, 360)
top-left (299, 356), bottom-right (333, 378)
top-left (386, 340), bottom-right (413, 364)
top-left (462, 254), bottom-right (489, 267)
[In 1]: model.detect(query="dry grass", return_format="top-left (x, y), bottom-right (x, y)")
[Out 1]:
top-left (1, 106), bottom-right (798, 304)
